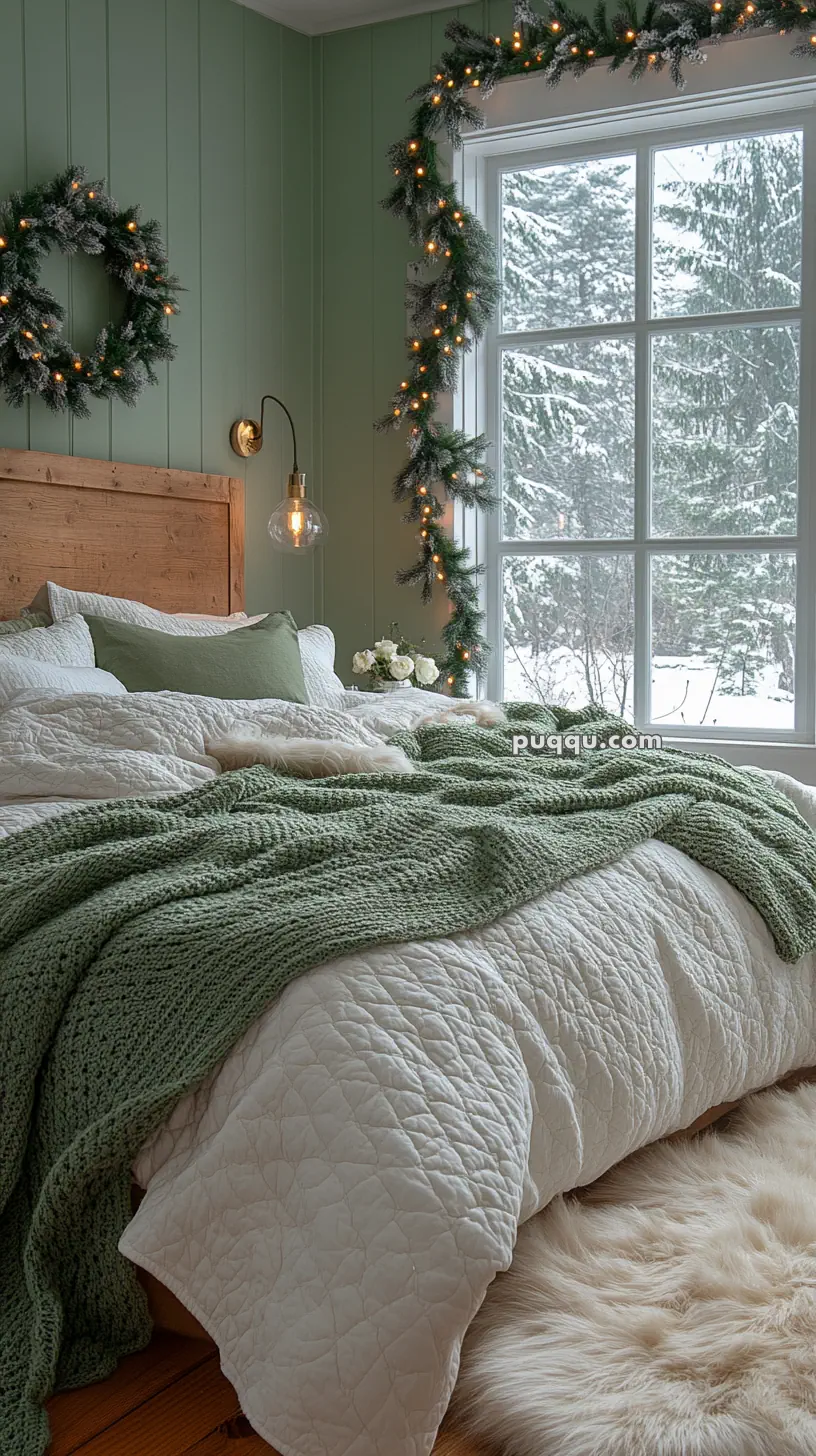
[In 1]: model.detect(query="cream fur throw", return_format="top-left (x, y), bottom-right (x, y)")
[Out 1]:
top-left (208, 701), bottom-right (503, 779)
top-left (453, 1082), bottom-right (816, 1456)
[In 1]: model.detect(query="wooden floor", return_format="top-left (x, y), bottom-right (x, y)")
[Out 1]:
top-left (46, 1333), bottom-right (479, 1456)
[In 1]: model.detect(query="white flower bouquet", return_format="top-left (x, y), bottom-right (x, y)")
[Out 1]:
top-left (352, 627), bottom-right (440, 692)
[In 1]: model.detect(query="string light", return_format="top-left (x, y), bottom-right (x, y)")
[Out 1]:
top-left (416, 166), bottom-right (425, 177)
top-left (419, 364), bottom-right (427, 373)
top-left (626, 28), bottom-right (636, 37)
top-left (432, 553), bottom-right (441, 563)
top-left (471, 78), bottom-right (480, 86)
top-left (447, 78), bottom-right (455, 87)
top-left (0, 238), bottom-right (6, 249)
top-left (447, 675), bottom-right (455, 686)
top-left (438, 198), bottom-right (447, 208)
top-left (127, 220), bottom-right (138, 232)
top-left (0, 295), bottom-right (9, 306)
top-left (87, 190), bottom-right (95, 199)
top-left (53, 371), bottom-right (63, 382)
top-left (73, 359), bottom-right (82, 370)
top-left (436, 571), bottom-right (445, 581)
top-left (426, 240), bottom-right (437, 253)
top-left (412, 339), bottom-right (421, 350)
top-left (394, 407), bottom-right (402, 416)
top-left (400, 380), bottom-right (409, 389)
top-left (418, 485), bottom-right (428, 495)
top-left (112, 367), bottom-right (122, 377)
top-left (433, 326), bottom-right (443, 337)
top-left (71, 180), bottom-right (79, 190)
top-left (31, 351), bottom-right (41, 360)
top-left (551, 19), bottom-right (561, 29)
top-left (408, 140), bottom-right (419, 152)
top-left (19, 219), bottom-right (29, 229)
top-left (21, 330), bottom-right (33, 340)
top-left (432, 94), bottom-right (442, 104)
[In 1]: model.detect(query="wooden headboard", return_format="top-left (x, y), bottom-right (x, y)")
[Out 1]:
top-left (0, 448), bottom-right (244, 619)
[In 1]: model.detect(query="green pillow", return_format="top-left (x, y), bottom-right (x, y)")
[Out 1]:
top-left (0, 612), bottom-right (51, 636)
top-left (85, 611), bottom-right (307, 702)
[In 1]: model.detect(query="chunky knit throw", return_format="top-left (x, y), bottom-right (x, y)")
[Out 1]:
top-left (3, 703), bottom-right (816, 1456)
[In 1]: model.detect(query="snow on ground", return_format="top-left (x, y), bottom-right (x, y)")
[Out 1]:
top-left (502, 646), bottom-right (794, 731)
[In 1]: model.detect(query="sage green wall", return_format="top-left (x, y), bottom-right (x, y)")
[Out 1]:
top-left (0, 0), bottom-right (318, 621)
top-left (316, 1), bottom-right (515, 679)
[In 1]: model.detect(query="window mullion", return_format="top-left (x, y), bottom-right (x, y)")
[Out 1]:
top-left (795, 114), bottom-right (816, 741)
top-left (633, 143), bottom-right (652, 730)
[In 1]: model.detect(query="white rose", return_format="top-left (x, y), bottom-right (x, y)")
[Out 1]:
top-left (413, 654), bottom-right (439, 686)
top-left (352, 649), bottom-right (376, 674)
top-left (374, 638), bottom-right (398, 662)
top-left (389, 655), bottom-right (414, 681)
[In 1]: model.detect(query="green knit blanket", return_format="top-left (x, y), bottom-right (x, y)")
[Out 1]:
top-left (3, 703), bottom-right (816, 1456)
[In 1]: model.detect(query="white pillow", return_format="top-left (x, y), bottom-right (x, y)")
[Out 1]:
top-left (42, 583), bottom-right (346, 707)
top-left (0, 655), bottom-right (126, 709)
top-left (0, 614), bottom-right (95, 667)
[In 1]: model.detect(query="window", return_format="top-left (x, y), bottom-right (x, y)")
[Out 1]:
top-left (476, 105), bottom-right (816, 742)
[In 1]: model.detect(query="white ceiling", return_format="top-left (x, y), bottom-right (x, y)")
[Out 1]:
top-left (237, 0), bottom-right (456, 36)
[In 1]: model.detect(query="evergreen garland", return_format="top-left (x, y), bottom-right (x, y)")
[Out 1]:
top-left (0, 166), bottom-right (180, 417)
top-left (379, 0), bottom-right (816, 694)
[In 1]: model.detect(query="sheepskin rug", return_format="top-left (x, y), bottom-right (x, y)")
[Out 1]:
top-left (453, 1083), bottom-right (816, 1456)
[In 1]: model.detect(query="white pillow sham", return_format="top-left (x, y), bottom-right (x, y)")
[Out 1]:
top-left (41, 582), bottom-right (346, 707)
top-left (0, 614), bottom-right (95, 667)
top-left (0, 655), bottom-right (126, 709)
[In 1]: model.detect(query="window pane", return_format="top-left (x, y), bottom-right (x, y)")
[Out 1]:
top-left (503, 553), bottom-right (635, 716)
top-left (651, 324), bottom-right (799, 537)
top-left (502, 338), bottom-right (635, 540)
top-left (651, 552), bottom-right (795, 730)
top-left (652, 132), bottom-right (803, 319)
top-left (501, 155), bottom-right (636, 333)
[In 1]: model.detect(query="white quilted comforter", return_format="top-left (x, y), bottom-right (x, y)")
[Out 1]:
top-left (3, 688), bottom-right (816, 1456)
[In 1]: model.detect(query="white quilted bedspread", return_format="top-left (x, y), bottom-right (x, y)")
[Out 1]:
top-left (3, 688), bottom-right (816, 1456)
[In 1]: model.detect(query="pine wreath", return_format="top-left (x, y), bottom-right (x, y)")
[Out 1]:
top-left (380, 0), bottom-right (816, 693)
top-left (0, 165), bottom-right (180, 417)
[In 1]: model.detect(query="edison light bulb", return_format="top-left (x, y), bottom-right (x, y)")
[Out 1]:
top-left (268, 472), bottom-right (328, 554)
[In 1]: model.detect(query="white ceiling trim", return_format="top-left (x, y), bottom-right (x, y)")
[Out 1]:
top-left (236, 0), bottom-right (457, 37)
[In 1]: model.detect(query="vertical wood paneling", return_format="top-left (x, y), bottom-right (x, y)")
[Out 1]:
top-left (24, 0), bottom-right (71, 457)
top-left (0, 0), bottom-right (315, 618)
top-left (68, 0), bottom-right (112, 462)
top-left (199, 0), bottom-right (245, 479)
top-left (321, 26), bottom-right (375, 675)
top-left (281, 23), bottom-right (318, 624)
top-left (108, 0), bottom-right (168, 466)
top-left (243, 6), bottom-right (283, 615)
top-left (0, 0), bottom-right (29, 451)
top-left (166, 0), bottom-right (203, 472)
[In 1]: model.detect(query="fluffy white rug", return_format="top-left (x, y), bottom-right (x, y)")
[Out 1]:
top-left (453, 1083), bottom-right (816, 1456)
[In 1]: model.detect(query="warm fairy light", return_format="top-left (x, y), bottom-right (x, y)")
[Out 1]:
top-left (19, 219), bottom-right (29, 229)
top-left (432, 94), bottom-right (442, 104)
top-left (551, 19), bottom-right (561, 29)
top-left (626, 28), bottom-right (636, 37)
top-left (419, 485), bottom-right (428, 494)
top-left (164, 305), bottom-right (174, 315)
top-left (447, 675), bottom-right (455, 685)
top-left (408, 140), bottom-right (419, 152)
top-left (746, 4), bottom-right (755, 12)
top-left (513, 38), bottom-right (522, 49)
top-left (394, 168), bottom-right (401, 176)
top-left (394, 407), bottom-right (402, 416)
top-left (127, 220), bottom-right (137, 232)
top-left (447, 78), bottom-right (455, 87)
top-left (438, 198), bottom-right (447, 209)
top-left (421, 391), bottom-right (430, 400)
top-left (419, 364), bottom-right (427, 373)
top-left (416, 166), bottom-right (425, 177)
top-left (412, 339), bottom-right (421, 350)
top-left (411, 400), bottom-right (420, 409)
top-left (587, 48), bottom-right (596, 55)
top-left (72, 180), bottom-right (79, 189)
top-left (462, 650), bottom-right (470, 660)
top-left (53, 371), bottom-right (63, 382)
top-left (451, 472), bottom-right (458, 479)
top-left (455, 334), bottom-right (464, 344)
top-left (432, 553), bottom-right (440, 563)
top-left (87, 190), bottom-right (95, 198)
top-left (443, 344), bottom-right (452, 354)
top-left (73, 359), bottom-right (82, 370)
top-left (0, 295), bottom-right (8, 306)
top-left (423, 505), bottom-right (432, 515)
top-left (570, 44), bottom-right (580, 52)
top-left (466, 290), bottom-right (474, 300)
top-left (31, 351), bottom-right (41, 359)
top-left (420, 529), bottom-right (428, 538)
top-left (465, 65), bottom-right (473, 74)
top-left (112, 367), bottom-right (122, 377)
top-left (400, 380), bottom-right (409, 388)
top-left (471, 78), bottom-right (481, 86)
top-left (435, 72), bottom-right (443, 80)
top-left (433, 326), bottom-right (443, 337)
top-left (22, 329), bottom-right (33, 339)
top-left (436, 571), bottom-right (445, 581)
top-left (439, 302), bottom-right (448, 311)
top-left (494, 35), bottom-right (501, 44)
top-left (0, 238), bottom-right (6, 248)
top-left (453, 210), bottom-right (462, 220)
top-left (426, 240), bottom-right (437, 253)
top-left (648, 51), bottom-right (657, 60)
top-left (444, 249), bottom-right (451, 257)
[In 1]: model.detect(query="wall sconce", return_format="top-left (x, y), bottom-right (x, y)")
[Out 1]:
top-left (230, 395), bottom-right (328, 554)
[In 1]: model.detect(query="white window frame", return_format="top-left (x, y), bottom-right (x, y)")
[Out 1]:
top-left (451, 35), bottom-right (816, 772)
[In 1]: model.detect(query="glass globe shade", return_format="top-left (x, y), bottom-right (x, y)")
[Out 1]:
top-left (268, 475), bottom-right (328, 554)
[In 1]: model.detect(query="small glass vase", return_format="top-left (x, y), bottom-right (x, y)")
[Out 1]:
top-left (372, 678), bottom-right (411, 693)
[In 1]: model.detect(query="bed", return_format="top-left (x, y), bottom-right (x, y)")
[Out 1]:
top-left (3, 447), bottom-right (816, 1456)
